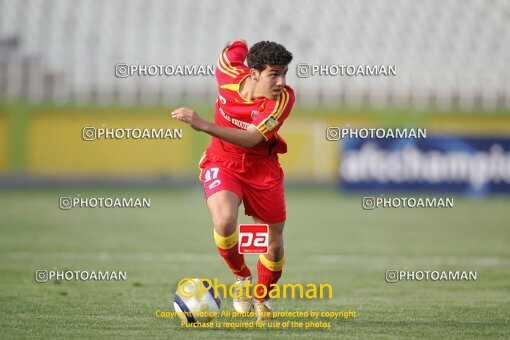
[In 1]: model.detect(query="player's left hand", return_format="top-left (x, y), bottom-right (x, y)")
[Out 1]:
top-left (171, 107), bottom-right (207, 131)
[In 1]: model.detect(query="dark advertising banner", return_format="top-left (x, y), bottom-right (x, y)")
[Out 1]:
top-left (340, 135), bottom-right (510, 195)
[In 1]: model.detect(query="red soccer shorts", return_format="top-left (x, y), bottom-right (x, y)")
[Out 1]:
top-left (198, 148), bottom-right (286, 224)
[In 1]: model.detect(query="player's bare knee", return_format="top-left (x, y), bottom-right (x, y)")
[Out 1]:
top-left (212, 213), bottom-right (237, 236)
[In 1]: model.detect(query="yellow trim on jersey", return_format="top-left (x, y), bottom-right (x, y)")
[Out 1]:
top-left (214, 229), bottom-right (239, 250)
top-left (251, 123), bottom-right (269, 141)
top-left (220, 84), bottom-right (240, 91)
top-left (220, 75), bottom-right (253, 103)
top-left (217, 60), bottom-right (238, 78)
top-left (222, 50), bottom-right (243, 75)
top-left (257, 89), bottom-right (290, 134)
top-left (256, 89), bottom-right (288, 130)
top-left (259, 254), bottom-right (286, 271)
top-left (217, 51), bottom-right (242, 78)
top-left (256, 93), bottom-right (282, 131)
top-left (273, 89), bottom-right (290, 120)
top-left (236, 75), bottom-right (252, 102)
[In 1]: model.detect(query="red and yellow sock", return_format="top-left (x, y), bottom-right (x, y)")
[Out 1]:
top-left (214, 229), bottom-right (251, 278)
top-left (255, 254), bottom-right (285, 300)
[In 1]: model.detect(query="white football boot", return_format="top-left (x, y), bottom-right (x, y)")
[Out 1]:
top-left (253, 298), bottom-right (274, 323)
top-left (232, 276), bottom-right (253, 313)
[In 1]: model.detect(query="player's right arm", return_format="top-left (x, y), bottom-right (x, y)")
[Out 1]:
top-left (171, 107), bottom-right (263, 148)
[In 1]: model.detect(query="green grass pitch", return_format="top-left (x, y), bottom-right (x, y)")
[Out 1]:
top-left (0, 187), bottom-right (509, 338)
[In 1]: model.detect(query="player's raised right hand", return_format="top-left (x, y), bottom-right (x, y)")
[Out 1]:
top-left (171, 107), bottom-right (208, 132)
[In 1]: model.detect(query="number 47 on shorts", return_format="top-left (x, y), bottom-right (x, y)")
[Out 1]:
top-left (204, 167), bottom-right (221, 189)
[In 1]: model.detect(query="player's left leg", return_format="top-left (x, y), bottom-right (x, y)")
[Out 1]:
top-left (251, 217), bottom-right (285, 322)
top-left (241, 156), bottom-right (286, 321)
top-left (253, 217), bottom-right (285, 295)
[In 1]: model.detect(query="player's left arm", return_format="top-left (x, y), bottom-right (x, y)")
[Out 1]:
top-left (171, 107), bottom-right (263, 148)
top-left (250, 87), bottom-right (295, 141)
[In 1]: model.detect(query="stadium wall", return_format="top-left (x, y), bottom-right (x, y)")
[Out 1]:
top-left (0, 103), bottom-right (509, 184)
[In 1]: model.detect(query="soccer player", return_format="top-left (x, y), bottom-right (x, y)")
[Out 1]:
top-left (171, 39), bottom-right (294, 322)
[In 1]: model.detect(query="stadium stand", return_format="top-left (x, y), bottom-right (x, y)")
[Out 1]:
top-left (0, 0), bottom-right (509, 110)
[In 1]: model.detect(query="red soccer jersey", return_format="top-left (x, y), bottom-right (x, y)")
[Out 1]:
top-left (210, 40), bottom-right (295, 156)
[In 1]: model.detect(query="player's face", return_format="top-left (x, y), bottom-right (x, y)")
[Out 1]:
top-left (257, 65), bottom-right (288, 100)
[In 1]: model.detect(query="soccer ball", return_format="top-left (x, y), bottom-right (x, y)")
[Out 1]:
top-left (173, 278), bottom-right (221, 323)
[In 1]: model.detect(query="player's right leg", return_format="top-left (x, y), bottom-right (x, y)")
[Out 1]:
top-left (200, 155), bottom-right (254, 312)
top-left (207, 190), bottom-right (251, 279)
top-left (207, 191), bottom-right (253, 312)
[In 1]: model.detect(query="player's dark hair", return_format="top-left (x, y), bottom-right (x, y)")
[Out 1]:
top-left (247, 41), bottom-right (293, 72)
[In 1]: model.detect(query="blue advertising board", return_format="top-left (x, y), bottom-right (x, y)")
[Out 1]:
top-left (340, 135), bottom-right (510, 195)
